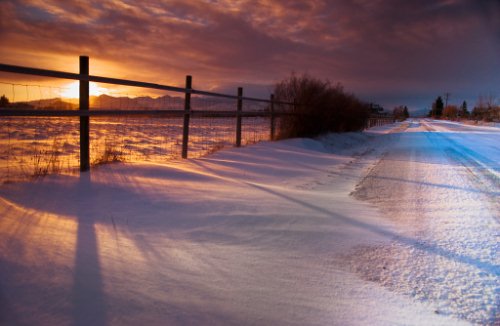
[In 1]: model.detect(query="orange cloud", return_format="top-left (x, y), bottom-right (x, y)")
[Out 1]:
top-left (0, 0), bottom-right (499, 109)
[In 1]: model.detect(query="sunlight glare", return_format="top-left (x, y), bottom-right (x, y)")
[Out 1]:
top-left (61, 81), bottom-right (107, 98)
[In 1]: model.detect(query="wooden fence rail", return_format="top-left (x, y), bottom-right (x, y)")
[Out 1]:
top-left (0, 56), bottom-right (293, 172)
top-left (366, 115), bottom-right (395, 128)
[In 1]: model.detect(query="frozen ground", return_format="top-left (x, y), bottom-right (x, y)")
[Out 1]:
top-left (0, 119), bottom-right (498, 325)
top-left (0, 116), bottom-right (270, 182)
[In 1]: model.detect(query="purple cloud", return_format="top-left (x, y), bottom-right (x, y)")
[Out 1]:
top-left (1, 0), bottom-right (499, 110)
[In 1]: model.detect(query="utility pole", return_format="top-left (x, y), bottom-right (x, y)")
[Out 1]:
top-left (444, 92), bottom-right (450, 108)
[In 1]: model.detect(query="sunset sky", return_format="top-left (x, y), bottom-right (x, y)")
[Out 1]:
top-left (0, 0), bottom-right (499, 112)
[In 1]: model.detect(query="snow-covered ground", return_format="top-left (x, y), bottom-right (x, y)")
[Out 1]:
top-left (0, 119), bottom-right (498, 325)
top-left (0, 116), bottom-right (270, 182)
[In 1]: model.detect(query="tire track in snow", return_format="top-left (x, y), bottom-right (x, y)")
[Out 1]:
top-left (346, 120), bottom-right (500, 325)
top-left (422, 121), bottom-right (500, 223)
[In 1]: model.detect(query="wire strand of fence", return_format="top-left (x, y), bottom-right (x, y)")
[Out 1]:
top-left (0, 57), bottom-right (300, 182)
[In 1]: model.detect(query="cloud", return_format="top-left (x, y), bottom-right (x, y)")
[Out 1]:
top-left (0, 0), bottom-right (499, 108)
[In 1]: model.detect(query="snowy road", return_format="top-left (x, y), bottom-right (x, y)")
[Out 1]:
top-left (0, 119), bottom-right (498, 325)
top-left (351, 119), bottom-right (499, 325)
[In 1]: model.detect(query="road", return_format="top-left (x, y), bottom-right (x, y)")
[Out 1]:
top-left (351, 119), bottom-right (499, 325)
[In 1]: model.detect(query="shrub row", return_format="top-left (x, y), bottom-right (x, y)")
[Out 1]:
top-left (273, 73), bottom-right (370, 139)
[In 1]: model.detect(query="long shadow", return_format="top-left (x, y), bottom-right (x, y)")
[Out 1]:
top-left (71, 171), bottom-right (107, 326)
top-left (0, 258), bottom-right (21, 325)
top-left (196, 150), bottom-right (498, 197)
top-left (425, 130), bottom-right (500, 171)
top-left (245, 182), bottom-right (500, 276)
top-left (1, 170), bottom-right (264, 324)
top-left (328, 170), bottom-right (500, 196)
top-left (0, 173), bottom-right (109, 325)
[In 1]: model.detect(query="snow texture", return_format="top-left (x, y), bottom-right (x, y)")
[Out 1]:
top-left (0, 119), bottom-right (498, 325)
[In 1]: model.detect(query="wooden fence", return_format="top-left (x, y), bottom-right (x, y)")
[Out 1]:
top-left (366, 115), bottom-right (395, 128)
top-left (0, 56), bottom-right (293, 172)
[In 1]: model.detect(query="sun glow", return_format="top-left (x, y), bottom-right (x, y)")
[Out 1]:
top-left (61, 81), bottom-right (108, 99)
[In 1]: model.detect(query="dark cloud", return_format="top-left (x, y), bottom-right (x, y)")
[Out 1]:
top-left (0, 0), bottom-right (498, 110)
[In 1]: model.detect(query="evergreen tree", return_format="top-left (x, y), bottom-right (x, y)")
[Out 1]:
top-left (432, 96), bottom-right (444, 117)
top-left (0, 95), bottom-right (9, 107)
top-left (460, 100), bottom-right (469, 117)
top-left (403, 106), bottom-right (409, 118)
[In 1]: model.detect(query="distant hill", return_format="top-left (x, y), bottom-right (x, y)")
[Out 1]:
top-left (90, 94), bottom-right (184, 110)
top-left (7, 94), bottom-right (266, 112)
top-left (89, 94), bottom-right (242, 111)
top-left (4, 98), bottom-right (78, 110)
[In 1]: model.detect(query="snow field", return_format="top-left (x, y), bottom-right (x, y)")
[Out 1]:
top-left (0, 120), bottom-right (496, 325)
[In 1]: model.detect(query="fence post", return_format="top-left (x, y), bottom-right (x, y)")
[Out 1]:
top-left (182, 75), bottom-right (192, 159)
top-left (270, 94), bottom-right (275, 140)
top-left (236, 87), bottom-right (243, 147)
top-left (79, 55), bottom-right (90, 172)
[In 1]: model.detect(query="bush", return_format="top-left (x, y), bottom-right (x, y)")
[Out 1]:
top-left (442, 105), bottom-right (458, 120)
top-left (470, 95), bottom-right (499, 122)
top-left (273, 73), bottom-right (370, 139)
top-left (471, 106), bottom-right (499, 122)
top-left (393, 105), bottom-right (410, 121)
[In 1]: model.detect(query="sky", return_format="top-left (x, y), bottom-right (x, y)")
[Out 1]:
top-left (0, 0), bottom-right (499, 113)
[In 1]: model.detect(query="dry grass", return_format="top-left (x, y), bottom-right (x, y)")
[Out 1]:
top-left (92, 141), bottom-right (125, 166)
top-left (203, 141), bottom-right (226, 156)
top-left (31, 139), bottom-right (63, 178)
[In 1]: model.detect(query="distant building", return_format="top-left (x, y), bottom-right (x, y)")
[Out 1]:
top-left (369, 103), bottom-right (385, 114)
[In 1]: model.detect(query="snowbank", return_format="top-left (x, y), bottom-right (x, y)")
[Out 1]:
top-left (0, 123), bottom-right (488, 325)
